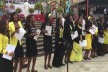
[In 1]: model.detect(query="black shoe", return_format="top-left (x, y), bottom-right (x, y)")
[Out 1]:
top-left (22, 64), bottom-right (28, 68)
top-left (61, 64), bottom-right (65, 66)
top-left (69, 61), bottom-right (73, 64)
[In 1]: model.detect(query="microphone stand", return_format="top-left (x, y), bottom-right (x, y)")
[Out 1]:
top-left (55, 29), bottom-right (77, 72)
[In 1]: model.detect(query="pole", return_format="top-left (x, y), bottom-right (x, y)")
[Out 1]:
top-left (86, 0), bottom-right (89, 16)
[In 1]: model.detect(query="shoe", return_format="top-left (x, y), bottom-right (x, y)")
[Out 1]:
top-left (44, 65), bottom-right (48, 70)
top-left (69, 61), bottom-right (73, 64)
top-left (86, 58), bottom-right (91, 60)
top-left (22, 64), bottom-right (28, 68)
top-left (90, 55), bottom-right (95, 58)
top-left (31, 69), bottom-right (38, 72)
top-left (47, 65), bottom-right (52, 69)
top-left (61, 64), bottom-right (65, 66)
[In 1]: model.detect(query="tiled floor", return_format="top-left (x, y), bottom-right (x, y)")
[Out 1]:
top-left (17, 54), bottom-right (108, 72)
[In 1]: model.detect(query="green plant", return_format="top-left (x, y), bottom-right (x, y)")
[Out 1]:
top-left (56, 6), bottom-right (64, 13)
top-left (16, 8), bottom-right (22, 13)
top-left (29, 8), bottom-right (34, 13)
top-left (34, 3), bottom-right (43, 10)
top-left (0, 2), bottom-right (3, 9)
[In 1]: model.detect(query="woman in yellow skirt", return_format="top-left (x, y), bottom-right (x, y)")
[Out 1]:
top-left (104, 26), bottom-right (108, 53)
top-left (84, 17), bottom-right (92, 60)
top-left (70, 18), bottom-right (83, 62)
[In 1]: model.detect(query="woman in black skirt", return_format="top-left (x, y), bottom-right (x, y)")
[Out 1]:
top-left (52, 18), bottom-right (65, 67)
top-left (41, 13), bottom-right (53, 69)
top-left (0, 16), bottom-right (14, 72)
top-left (63, 14), bottom-right (75, 63)
top-left (25, 15), bottom-right (38, 72)
top-left (97, 18), bottom-right (105, 56)
top-left (9, 12), bottom-right (24, 72)
top-left (91, 21), bottom-right (98, 58)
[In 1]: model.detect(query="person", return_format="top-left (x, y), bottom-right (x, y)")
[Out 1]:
top-left (97, 18), bottom-right (105, 56)
top-left (9, 12), bottom-right (24, 72)
top-left (91, 21), bottom-right (98, 58)
top-left (103, 19), bottom-right (108, 54)
top-left (52, 18), bottom-right (65, 67)
top-left (70, 18), bottom-right (83, 62)
top-left (84, 16), bottom-right (92, 60)
top-left (25, 15), bottom-right (38, 72)
top-left (41, 13), bottom-right (53, 69)
top-left (0, 17), bottom-right (14, 72)
top-left (63, 14), bottom-right (75, 63)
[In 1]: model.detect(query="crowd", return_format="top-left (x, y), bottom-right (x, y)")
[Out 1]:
top-left (0, 6), bottom-right (108, 72)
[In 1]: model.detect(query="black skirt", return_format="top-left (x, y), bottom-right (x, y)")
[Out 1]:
top-left (44, 35), bottom-right (52, 54)
top-left (26, 39), bottom-right (38, 57)
top-left (14, 41), bottom-right (24, 59)
top-left (92, 36), bottom-right (98, 49)
top-left (0, 54), bottom-right (13, 72)
top-left (52, 42), bottom-right (65, 67)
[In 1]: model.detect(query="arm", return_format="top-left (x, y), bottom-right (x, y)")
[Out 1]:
top-left (2, 36), bottom-right (14, 57)
top-left (28, 32), bottom-right (37, 37)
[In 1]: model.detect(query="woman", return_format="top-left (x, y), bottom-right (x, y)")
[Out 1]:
top-left (9, 12), bottom-right (24, 72)
top-left (41, 13), bottom-right (53, 69)
top-left (97, 18), bottom-right (105, 56)
top-left (0, 17), bottom-right (14, 72)
top-left (25, 15), bottom-right (38, 72)
top-left (52, 18), bottom-right (65, 67)
top-left (103, 21), bottom-right (108, 54)
top-left (91, 21), bottom-right (98, 58)
top-left (84, 16), bottom-right (92, 60)
top-left (64, 14), bottom-right (75, 63)
top-left (70, 18), bottom-right (83, 62)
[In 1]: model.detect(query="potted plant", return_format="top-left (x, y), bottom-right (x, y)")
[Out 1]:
top-left (29, 8), bottom-right (34, 14)
top-left (34, 3), bottom-right (43, 20)
top-left (34, 3), bottom-right (43, 14)
top-left (16, 8), bottom-right (22, 13)
top-left (56, 6), bottom-right (64, 13)
top-left (34, 3), bottom-right (43, 10)
top-left (0, 2), bottom-right (3, 9)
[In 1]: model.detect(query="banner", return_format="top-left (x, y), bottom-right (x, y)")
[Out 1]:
top-left (66, 0), bottom-right (71, 13)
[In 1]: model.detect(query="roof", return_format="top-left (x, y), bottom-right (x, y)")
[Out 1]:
top-left (79, 0), bottom-right (108, 5)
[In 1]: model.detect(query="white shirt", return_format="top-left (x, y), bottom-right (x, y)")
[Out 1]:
top-left (62, 18), bottom-right (65, 29)
top-left (82, 19), bottom-right (86, 36)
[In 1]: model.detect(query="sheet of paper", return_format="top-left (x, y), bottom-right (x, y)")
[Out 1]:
top-left (2, 44), bottom-right (16, 60)
top-left (15, 28), bottom-right (26, 41)
top-left (89, 25), bottom-right (97, 34)
top-left (71, 31), bottom-right (78, 40)
top-left (45, 26), bottom-right (52, 36)
top-left (98, 37), bottom-right (104, 44)
top-left (79, 40), bottom-right (87, 47)
top-left (82, 31), bottom-right (86, 36)
top-left (34, 29), bottom-right (41, 41)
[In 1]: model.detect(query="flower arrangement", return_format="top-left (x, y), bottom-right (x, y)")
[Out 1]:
top-left (0, 2), bottom-right (3, 9)
top-left (16, 8), bottom-right (22, 13)
top-left (29, 8), bottom-right (34, 13)
top-left (34, 3), bottom-right (43, 10)
top-left (56, 6), bottom-right (64, 13)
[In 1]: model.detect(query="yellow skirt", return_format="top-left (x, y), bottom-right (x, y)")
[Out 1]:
top-left (85, 34), bottom-right (92, 50)
top-left (70, 42), bottom-right (83, 62)
top-left (104, 31), bottom-right (108, 44)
